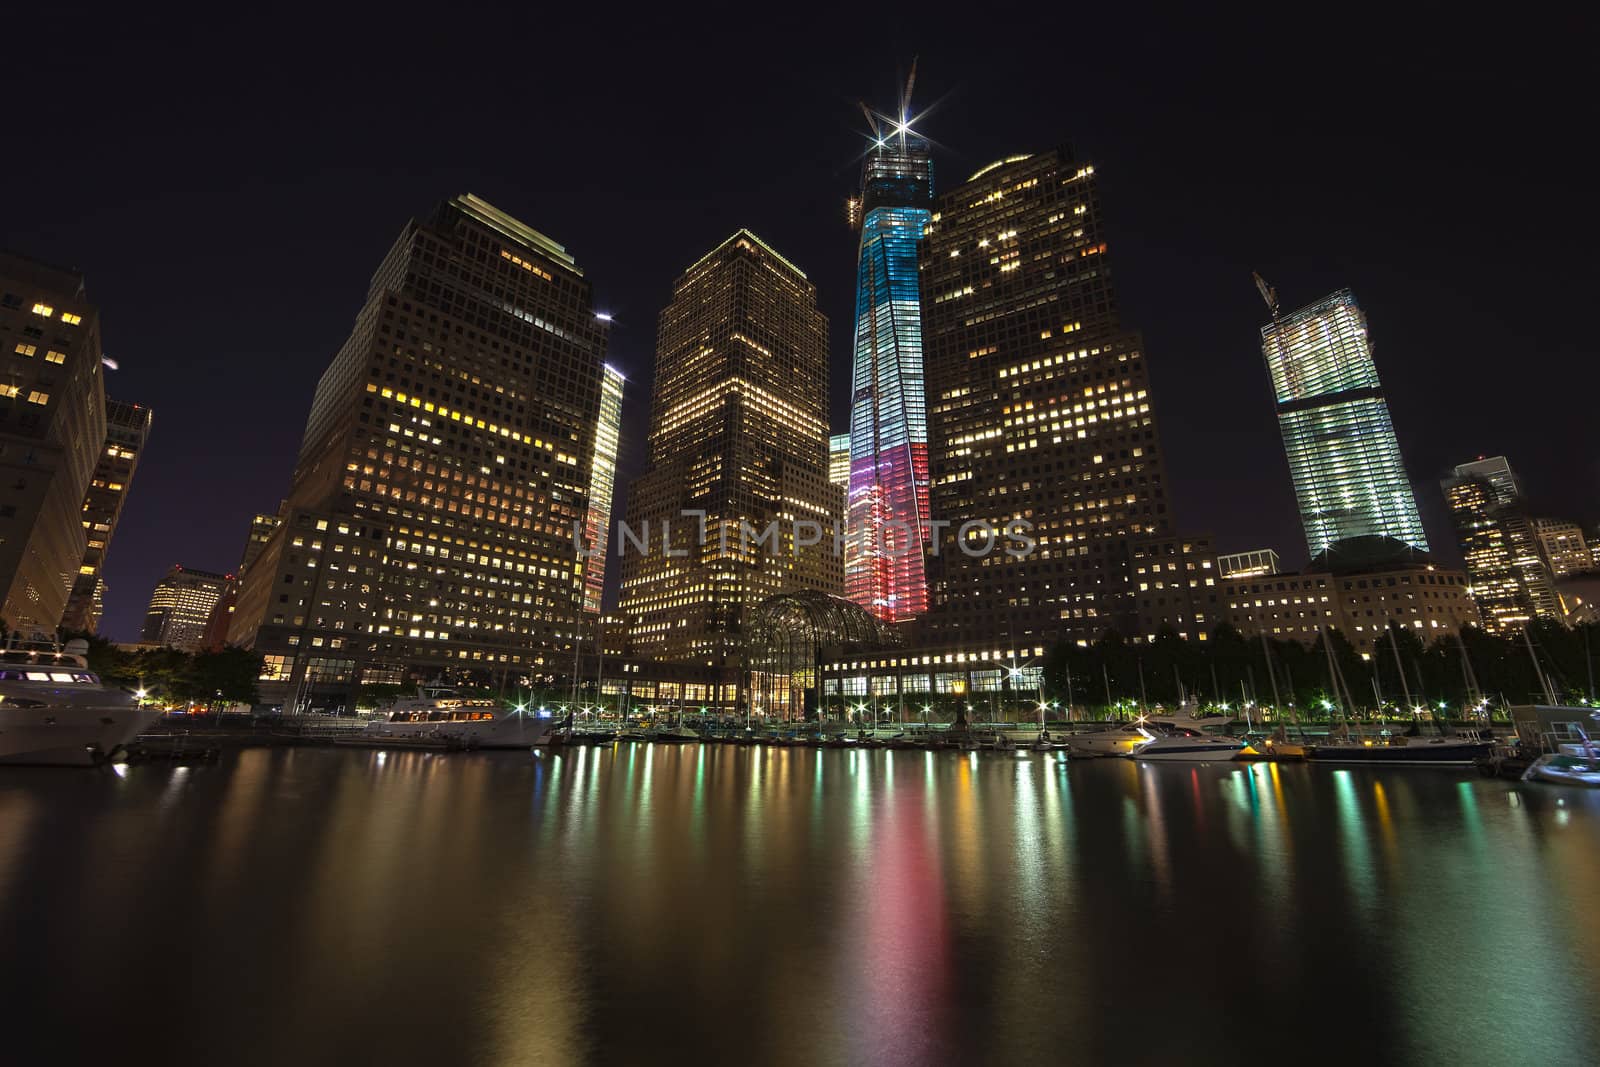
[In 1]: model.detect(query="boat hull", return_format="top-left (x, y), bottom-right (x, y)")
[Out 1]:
top-left (1132, 743), bottom-right (1246, 763)
top-left (0, 706), bottom-right (163, 766)
top-left (1307, 740), bottom-right (1493, 766)
top-left (1522, 754), bottom-right (1600, 787)
top-left (361, 716), bottom-right (555, 749)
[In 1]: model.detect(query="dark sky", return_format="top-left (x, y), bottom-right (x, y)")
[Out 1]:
top-left (5, 10), bottom-right (1595, 641)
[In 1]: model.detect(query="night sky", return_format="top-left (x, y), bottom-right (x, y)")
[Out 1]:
top-left (5, 11), bottom-right (1594, 641)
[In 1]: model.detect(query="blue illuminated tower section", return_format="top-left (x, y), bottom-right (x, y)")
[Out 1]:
top-left (845, 100), bottom-right (934, 622)
top-left (1257, 284), bottom-right (1428, 558)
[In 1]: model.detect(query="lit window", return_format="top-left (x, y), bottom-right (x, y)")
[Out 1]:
top-left (14, 343), bottom-right (37, 357)
top-left (44, 349), bottom-right (66, 364)
top-left (60, 312), bottom-right (82, 326)
top-left (31, 303), bottom-right (53, 317)
top-left (27, 390), bottom-right (50, 405)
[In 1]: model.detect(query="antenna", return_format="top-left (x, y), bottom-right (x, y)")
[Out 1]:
top-left (1252, 272), bottom-right (1279, 318)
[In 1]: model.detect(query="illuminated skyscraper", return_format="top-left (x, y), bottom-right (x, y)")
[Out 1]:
top-left (0, 253), bottom-right (106, 639)
top-left (230, 194), bottom-right (611, 705)
top-left (237, 511), bottom-right (281, 577)
top-left (620, 230), bottom-right (837, 665)
top-left (844, 77), bottom-right (934, 623)
top-left (580, 363), bottom-right (624, 613)
top-left (1441, 455), bottom-right (1559, 632)
top-left (141, 564), bottom-right (231, 651)
top-left (62, 398), bottom-right (153, 633)
top-left (1258, 287), bottom-right (1427, 558)
top-left (921, 148), bottom-right (1180, 644)
top-left (829, 433), bottom-right (850, 488)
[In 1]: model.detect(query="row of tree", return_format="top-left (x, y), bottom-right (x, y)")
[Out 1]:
top-left (61, 631), bottom-right (263, 709)
top-left (1040, 620), bottom-right (1599, 718)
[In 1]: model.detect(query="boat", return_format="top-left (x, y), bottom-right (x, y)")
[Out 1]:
top-left (1130, 728), bottom-right (1248, 763)
top-left (651, 724), bottom-right (699, 743)
top-left (1523, 746), bottom-right (1600, 787)
top-left (1063, 723), bottom-right (1150, 758)
top-left (361, 687), bottom-right (555, 749)
top-left (988, 734), bottom-right (1018, 752)
top-left (1305, 734), bottom-right (1493, 766)
top-left (0, 642), bottom-right (161, 766)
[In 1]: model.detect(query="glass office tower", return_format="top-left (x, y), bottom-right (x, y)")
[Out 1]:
top-left (580, 363), bottom-right (625, 614)
top-left (844, 125), bottom-right (934, 622)
top-left (1260, 289), bottom-right (1427, 558)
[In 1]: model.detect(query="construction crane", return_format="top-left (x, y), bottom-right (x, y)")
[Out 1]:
top-left (1252, 271), bottom-right (1280, 318)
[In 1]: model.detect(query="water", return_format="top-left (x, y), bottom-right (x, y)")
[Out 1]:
top-left (2, 746), bottom-right (1598, 1066)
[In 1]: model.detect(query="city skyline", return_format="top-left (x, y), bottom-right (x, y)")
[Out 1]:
top-left (3, 20), bottom-right (1594, 641)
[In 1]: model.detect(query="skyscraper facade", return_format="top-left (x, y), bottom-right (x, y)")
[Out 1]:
top-left (580, 363), bottom-right (624, 613)
top-left (1259, 289), bottom-right (1427, 558)
top-left (620, 230), bottom-right (837, 665)
top-left (141, 564), bottom-right (231, 651)
top-left (1442, 455), bottom-right (1559, 632)
top-left (229, 194), bottom-right (611, 703)
top-left (0, 253), bottom-right (107, 639)
top-left (1532, 518), bottom-right (1591, 579)
top-left (828, 433), bottom-right (850, 488)
top-left (921, 148), bottom-right (1179, 645)
top-left (61, 399), bottom-right (153, 632)
top-left (237, 511), bottom-right (281, 577)
top-left (844, 121), bottom-right (935, 623)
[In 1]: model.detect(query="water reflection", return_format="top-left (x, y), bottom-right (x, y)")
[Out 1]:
top-left (1, 750), bottom-right (1597, 1065)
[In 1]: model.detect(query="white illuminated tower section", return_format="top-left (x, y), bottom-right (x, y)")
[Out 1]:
top-left (581, 363), bottom-right (624, 613)
top-left (1257, 285), bottom-right (1427, 558)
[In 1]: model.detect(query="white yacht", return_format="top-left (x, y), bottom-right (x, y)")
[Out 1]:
top-left (0, 643), bottom-right (160, 766)
top-left (361, 688), bottom-right (555, 748)
top-left (1063, 723), bottom-right (1151, 758)
top-left (1130, 728), bottom-right (1248, 763)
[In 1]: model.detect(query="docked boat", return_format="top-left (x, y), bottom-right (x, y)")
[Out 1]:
top-left (361, 688), bottom-right (555, 749)
top-left (651, 724), bottom-right (700, 743)
top-left (0, 643), bottom-right (160, 766)
top-left (1063, 724), bottom-right (1150, 758)
top-left (1306, 734), bottom-right (1493, 766)
top-left (1523, 745), bottom-right (1600, 787)
top-left (1130, 729), bottom-right (1248, 763)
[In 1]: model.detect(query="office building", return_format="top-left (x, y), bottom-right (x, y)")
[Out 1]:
top-left (579, 363), bottom-right (624, 614)
top-left (1442, 456), bottom-right (1560, 632)
top-left (228, 194), bottom-right (611, 706)
top-left (1217, 549), bottom-right (1281, 579)
top-left (61, 399), bottom-right (153, 632)
top-left (1220, 537), bottom-right (1478, 653)
top-left (0, 253), bottom-right (107, 639)
top-left (1257, 286), bottom-right (1427, 557)
top-left (1532, 518), bottom-right (1591, 579)
top-left (237, 511), bottom-right (281, 576)
top-left (829, 432), bottom-right (850, 488)
top-left (620, 230), bottom-right (837, 665)
top-left (141, 564), bottom-right (232, 651)
top-left (921, 147), bottom-right (1180, 646)
top-left (844, 87), bottom-right (935, 622)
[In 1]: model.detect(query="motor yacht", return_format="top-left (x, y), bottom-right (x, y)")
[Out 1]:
top-left (1063, 723), bottom-right (1150, 758)
top-left (1130, 728), bottom-right (1248, 763)
top-left (361, 687), bottom-right (555, 748)
top-left (0, 643), bottom-right (160, 766)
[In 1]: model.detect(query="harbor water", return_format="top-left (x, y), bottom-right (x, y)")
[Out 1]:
top-left (2, 745), bottom-right (1598, 1065)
